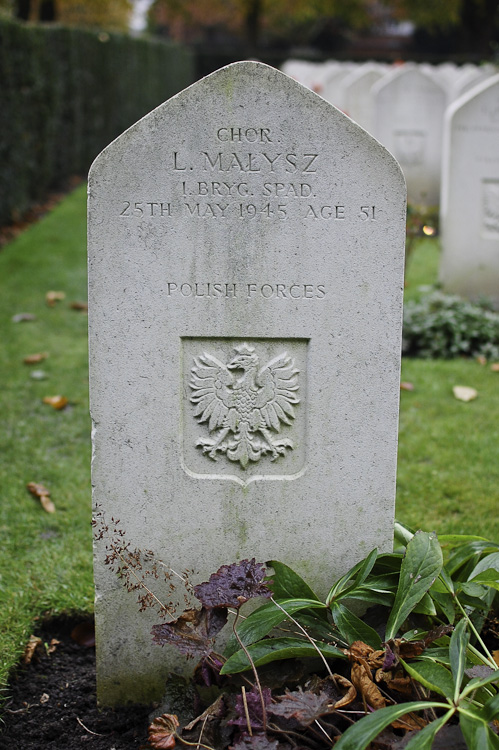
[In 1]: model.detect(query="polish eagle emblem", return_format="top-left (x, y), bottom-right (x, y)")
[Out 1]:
top-left (189, 343), bottom-right (300, 469)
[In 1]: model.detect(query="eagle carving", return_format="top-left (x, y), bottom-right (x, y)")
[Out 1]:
top-left (189, 343), bottom-right (300, 469)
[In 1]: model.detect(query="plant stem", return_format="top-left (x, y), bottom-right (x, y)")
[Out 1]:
top-left (270, 597), bottom-right (336, 681)
top-left (232, 609), bottom-right (267, 732)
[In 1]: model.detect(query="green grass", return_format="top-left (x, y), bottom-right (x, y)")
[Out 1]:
top-left (0, 196), bottom-right (498, 694)
top-left (398, 238), bottom-right (499, 536)
top-left (0, 184), bottom-right (92, 689)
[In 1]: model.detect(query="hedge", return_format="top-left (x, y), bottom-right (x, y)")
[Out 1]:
top-left (0, 19), bottom-right (194, 226)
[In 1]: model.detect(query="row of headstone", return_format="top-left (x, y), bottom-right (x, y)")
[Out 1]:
top-left (282, 60), bottom-right (497, 208)
top-left (282, 60), bottom-right (499, 306)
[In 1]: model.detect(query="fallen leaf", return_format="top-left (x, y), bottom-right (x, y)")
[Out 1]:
top-left (351, 661), bottom-right (388, 709)
top-left (151, 607), bottom-right (227, 659)
top-left (46, 638), bottom-right (60, 655)
top-left (22, 635), bottom-right (42, 664)
top-left (491, 363), bottom-right (499, 372)
top-left (391, 711), bottom-right (427, 731)
top-left (493, 650), bottom-right (499, 667)
top-left (12, 313), bottom-right (37, 322)
top-left (268, 688), bottom-right (334, 727)
top-left (42, 395), bottom-right (68, 410)
top-left (400, 382), bottom-right (414, 391)
top-left (46, 290), bottom-right (66, 307)
top-left (40, 693), bottom-right (50, 704)
top-left (147, 714), bottom-right (179, 749)
top-left (27, 482), bottom-right (56, 513)
top-left (23, 352), bottom-right (48, 365)
top-left (70, 301), bottom-right (88, 312)
top-left (476, 355), bottom-right (487, 366)
top-left (194, 559), bottom-right (271, 609)
top-left (453, 386), bottom-right (478, 402)
top-left (333, 674), bottom-right (357, 708)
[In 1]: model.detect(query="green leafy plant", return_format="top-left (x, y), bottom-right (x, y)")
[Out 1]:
top-left (403, 291), bottom-right (499, 359)
top-left (95, 515), bottom-right (499, 748)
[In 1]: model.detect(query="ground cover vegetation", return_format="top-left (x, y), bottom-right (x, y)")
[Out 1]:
top-left (91, 519), bottom-right (499, 748)
top-left (0, 185), bottom-right (498, 720)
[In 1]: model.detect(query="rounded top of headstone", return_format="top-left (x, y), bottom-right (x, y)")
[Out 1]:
top-left (89, 60), bottom-right (405, 193)
top-left (445, 72), bottom-right (499, 126)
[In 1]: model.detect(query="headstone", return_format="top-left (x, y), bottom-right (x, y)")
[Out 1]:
top-left (340, 64), bottom-right (386, 133)
top-left (372, 66), bottom-right (446, 205)
top-left (88, 61), bottom-right (406, 706)
top-left (440, 74), bottom-right (499, 306)
top-left (321, 63), bottom-right (357, 109)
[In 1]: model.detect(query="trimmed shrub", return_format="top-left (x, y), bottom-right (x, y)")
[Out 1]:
top-left (0, 19), bottom-right (194, 225)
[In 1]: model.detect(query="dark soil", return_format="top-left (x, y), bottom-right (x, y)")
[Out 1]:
top-left (0, 616), bottom-right (151, 750)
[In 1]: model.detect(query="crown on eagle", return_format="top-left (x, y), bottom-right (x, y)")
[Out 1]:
top-left (233, 343), bottom-right (256, 355)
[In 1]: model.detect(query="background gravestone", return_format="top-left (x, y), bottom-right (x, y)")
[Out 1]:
top-left (88, 61), bottom-right (406, 705)
top-left (372, 67), bottom-right (446, 206)
top-left (440, 74), bottom-right (499, 306)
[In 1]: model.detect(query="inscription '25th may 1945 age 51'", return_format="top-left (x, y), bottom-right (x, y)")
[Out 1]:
top-left (118, 126), bottom-right (379, 221)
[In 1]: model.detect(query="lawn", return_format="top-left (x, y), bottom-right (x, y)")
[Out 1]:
top-left (0, 187), bottom-right (498, 692)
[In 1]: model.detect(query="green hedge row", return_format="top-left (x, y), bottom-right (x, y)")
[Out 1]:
top-left (0, 19), bottom-right (194, 226)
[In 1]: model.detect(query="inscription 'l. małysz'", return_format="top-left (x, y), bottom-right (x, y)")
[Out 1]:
top-left (190, 343), bottom-right (299, 469)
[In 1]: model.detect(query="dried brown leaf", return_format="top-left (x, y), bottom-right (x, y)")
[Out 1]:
top-left (376, 668), bottom-right (413, 695)
top-left (333, 674), bottom-right (357, 708)
top-left (46, 290), bottom-right (66, 307)
top-left (42, 395), bottom-right (68, 410)
top-left (23, 352), bottom-right (48, 365)
top-left (151, 607), bottom-right (227, 659)
top-left (46, 638), bottom-right (60, 655)
top-left (351, 662), bottom-right (388, 710)
top-left (493, 650), bottom-right (499, 667)
top-left (391, 711), bottom-right (427, 731)
top-left (453, 385), bottom-right (477, 402)
top-left (70, 301), bottom-right (88, 312)
top-left (477, 355), bottom-right (487, 366)
top-left (27, 481), bottom-right (50, 498)
top-left (147, 714), bottom-right (179, 749)
top-left (491, 363), bottom-right (499, 372)
top-left (40, 495), bottom-right (56, 513)
top-left (27, 482), bottom-right (55, 513)
top-left (400, 382), bottom-right (414, 391)
top-left (12, 313), bottom-right (37, 322)
top-left (22, 635), bottom-right (42, 665)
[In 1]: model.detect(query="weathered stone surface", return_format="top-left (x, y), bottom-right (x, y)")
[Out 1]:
top-left (440, 74), bottom-right (499, 306)
top-left (372, 66), bottom-right (446, 205)
top-left (88, 62), bottom-right (406, 705)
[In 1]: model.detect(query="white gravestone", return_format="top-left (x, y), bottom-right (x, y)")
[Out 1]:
top-left (440, 74), bottom-right (499, 306)
top-left (340, 65), bottom-right (386, 134)
top-left (88, 62), bottom-right (406, 705)
top-left (372, 67), bottom-right (446, 206)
